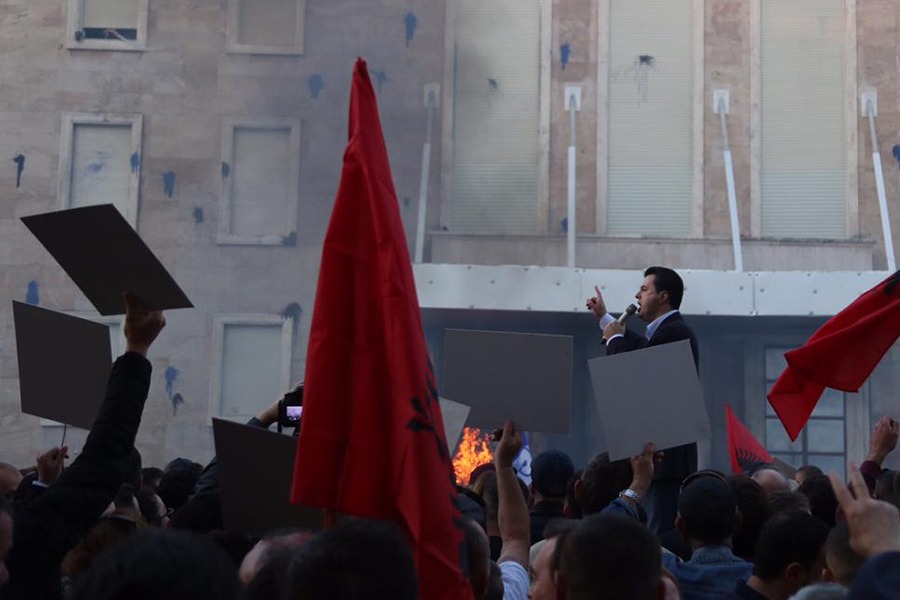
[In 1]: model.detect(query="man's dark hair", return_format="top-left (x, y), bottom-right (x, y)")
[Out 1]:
top-left (768, 491), bottom-right (811, 516)
top-left (70, 529), bottom-right (239, 600)
top-left (543, 517), bottom-right (578, 541)
top-left (678, 477), bottom-right (737, 544)
top-left (578, 453), bottom-right (632, 516)
top-left (532, 450), bottom-right (575, 499)
top-left (644, 266), bottom-right (684, 309)
top-left (726, 475), bottom-right (771, 561)
top-left (141, 467), bottom-right (164, 492)
top-left (461, 516), bottom-right (490, 594)
top-left (559, 515), bottom-right (661, 600)
top-left (752, 512), bottom-right (830, 581)
top-left (485, 561), bottom-right (504, 600)
top-left (157, 465), bottom-right (201, 512)
top-left (796, 465), bottom-right (824, 482)
top-left (799, 475), bottom-right (839, 528)
top-left (480, 472), bottom-right (530, 522)
top-left (824, 521), bottom-right (864, 586)
top-left (284, 519), bottom-right (418, 600)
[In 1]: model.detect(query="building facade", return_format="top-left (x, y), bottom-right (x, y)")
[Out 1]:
top-left (1, 0), bottom-right (899, 474)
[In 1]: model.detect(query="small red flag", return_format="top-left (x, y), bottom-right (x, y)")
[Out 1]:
top-left (726, 404), bottom-right (773, 475)
top-left (291, 59), bottom-right (472, 600)
top-left (768, 271), bottom-right (900, 440)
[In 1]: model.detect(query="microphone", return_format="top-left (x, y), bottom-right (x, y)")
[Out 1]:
top-left (616, 304), bottom-right (637, 325)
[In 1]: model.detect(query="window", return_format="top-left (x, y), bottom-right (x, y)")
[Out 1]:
top-left (763, 347), bottom-right (846, 479)
top-left (755, 0), bottom-right (855, 238)
top-left (600, 0), bottom-right (700, 237)
top-left (58, 114), bottom-right (143, 227)
top-left (219, 119), bottom-right (301, 245)
top-left (210, 316), bottom-right (293, 422)
top-left (447, 0), bottom-right (546, 234)
top-left (67, 0), bottom-right (149, 51)
top-left (227, 0), bottom-right (305, 55)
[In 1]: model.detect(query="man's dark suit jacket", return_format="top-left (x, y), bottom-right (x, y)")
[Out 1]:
top-left (605, 311), bottom-right (699, 481)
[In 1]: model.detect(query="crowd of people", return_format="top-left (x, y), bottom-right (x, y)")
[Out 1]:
top-left (2, 275), bottom-right (900, 600)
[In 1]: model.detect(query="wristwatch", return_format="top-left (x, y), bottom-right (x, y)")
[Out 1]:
top-left (618, 489), bottom-right (642, 503)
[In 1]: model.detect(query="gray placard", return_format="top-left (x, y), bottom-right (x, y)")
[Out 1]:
top-left (21, 204), bottom-right (193, 315)
top-left (588, 340), bottom-right (710, 461)
top-left (13, 302), bottom-right (111, 429)
top-left (439, 397), bottom-right (471, 455)
top-left (213, 419), bottom-right (322, 537)
top-left (442, 329), bottom-right (572, 433)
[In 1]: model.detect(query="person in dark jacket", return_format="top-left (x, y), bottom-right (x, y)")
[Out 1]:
top-left (587, 266), bottom-right (699, 533)
top-left (4, 292), bottom-right (165, 600)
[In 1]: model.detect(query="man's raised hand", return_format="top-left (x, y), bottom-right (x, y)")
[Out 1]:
top-left (586, 285), bottom-right (608, 320)
top-left (830, 461), bottom-right (900, 558)
top-left (123, 292), bottom-right (166, 356)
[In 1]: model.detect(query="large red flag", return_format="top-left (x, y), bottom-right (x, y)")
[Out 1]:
top-left (291, 59), bottom-right (472, 600)
top-left (726, 404), bottom-right (773, 475)
top-left (768, 271), bottom-right (900, 440)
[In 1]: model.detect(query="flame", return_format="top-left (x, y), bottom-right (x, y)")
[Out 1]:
top-left (452, 427), bottom-right (494, 485)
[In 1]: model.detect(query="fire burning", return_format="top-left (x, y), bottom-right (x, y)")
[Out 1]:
top-left (452, 427), bottom-right (494, 485)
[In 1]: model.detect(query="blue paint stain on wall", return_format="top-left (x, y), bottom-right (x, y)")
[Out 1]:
top-left (281, 232), bottom-right (297, 246)
top-left (87, 162), bottom-right (104, 174)
top-left (26, 280), bottom-right (40, 306)
top-left (308, 74), bottom-right (325, 99)
top-left (282, 302), bottom-right (302, 333)
top-left (171, 392), bottom-right (184, 415)
top-left (164, 366), bottom-right (179, 398)
top-left (893, 145), bottom-right (900, 170)
top-left (130, 152), bottom-right (140, 173)
top-left (372, 69), bottom-right (388, 93)
top-left (560, 43), bottom-right (571, 70)
top-left (402, 196), bottom-right (411, 208)
top-left (12, 154), bottom-right (24, 188)
top-left (404, 12), bottom-right (417, 47)
top-left (162, 171), bottom-right (176, 198)
top-left (221, 162), bottom-right (231, 178)
top-left (560, 217), bottom-right (568, 234)
top-left (192, 207), bottom-right (204, 224)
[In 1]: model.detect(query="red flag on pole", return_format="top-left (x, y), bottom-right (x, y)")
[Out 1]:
top-left (725, 404), bottom-right (773, 475)
top-left (768, 271), bottom-right (900, 441)
top-left (291, 59), bottom-right (472, 600)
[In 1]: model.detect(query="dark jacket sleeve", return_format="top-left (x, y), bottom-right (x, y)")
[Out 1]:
top-left (606, 329), bottom-right (647, 355)
top-left (6, 352), bottom-right (151, 600)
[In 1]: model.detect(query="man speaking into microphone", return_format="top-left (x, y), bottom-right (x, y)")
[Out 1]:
top-left (586, 266), bottom-right (699, 534)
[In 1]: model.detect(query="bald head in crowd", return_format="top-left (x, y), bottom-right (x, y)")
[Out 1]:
top-left (557, 514), bottom-right (663, 600)
top-left (752, 468), bottom-right (790, 495)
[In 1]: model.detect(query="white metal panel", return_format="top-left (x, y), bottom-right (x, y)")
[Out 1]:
top-left (83, 0), bottom-right (139, 30)
top-left (232, 127), bottom-right (292, 238)
top-left (70, 124), bottom-right (133, 221)
top-left (760, 0), bottom-right (846, 238)
top-left (607, 0), bottom-right (694, 237)
top-left (753, 271), bottom-right (884, 316)
top-left (239, 0), bottom-right (298, 46)
top-left (414, 264), bottom-right (888, 317)
top-left (450, 0), bottom-right (541, 234)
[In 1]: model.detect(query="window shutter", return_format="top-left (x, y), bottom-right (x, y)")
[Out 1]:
top-left (220, 325), bottom-right (284, 418)
top-left (760, 0), bottom-right (846, 238)
top-left (607, 0), bottom-right (694, 237)
top-left (83, 0), bottom-right (139, 30)
top-left (231, 127), bottom-right (293, 237)
top-left (70, 124), bottom-right (133, 221)
top-left (239, 0), bottom-right (299, 46)
top-left (451, 0), bottom-right (541, 233)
